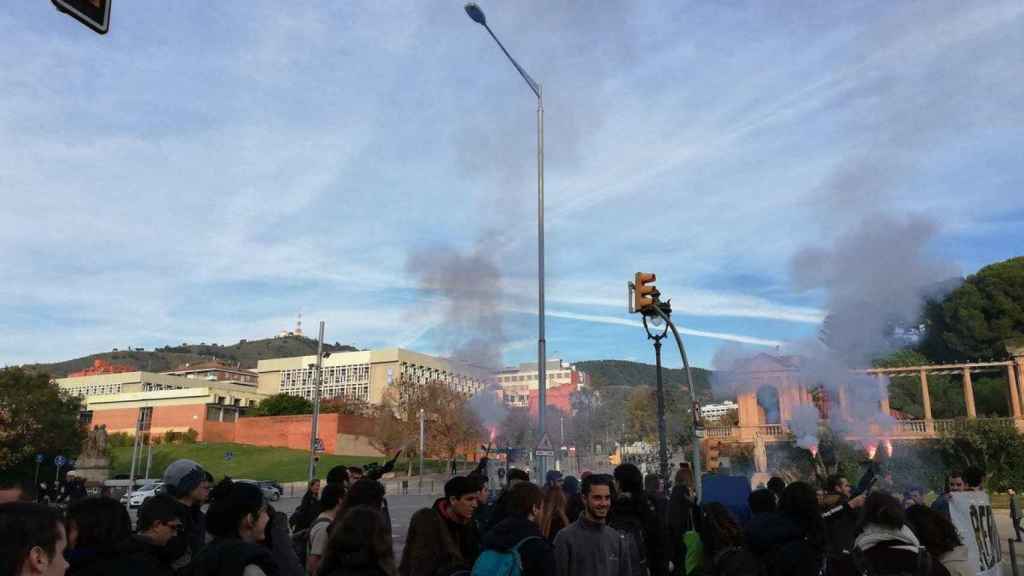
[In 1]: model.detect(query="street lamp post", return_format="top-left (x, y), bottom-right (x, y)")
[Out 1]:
top-left (465, 2), bottom-right (548, 481)
top-left (418, 408), bottom-right (425, 493)
top-left (643, 310), bottom-right (672, 485)
top-left (307, 321), bottom-right (326, 483)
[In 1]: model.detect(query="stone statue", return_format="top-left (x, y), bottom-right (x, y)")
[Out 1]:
top-left (82, 425), bottom-right (109, 459)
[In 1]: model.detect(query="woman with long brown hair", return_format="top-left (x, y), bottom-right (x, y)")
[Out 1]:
top-left (398, 508), bottom-right (466, 576)
top-left (318, 506), bottom-right (395, 576)
top-left (538, 485), bottom-right (569, 542)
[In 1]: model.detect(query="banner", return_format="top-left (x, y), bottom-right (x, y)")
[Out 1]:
top-left (948, 491), bottom-right (1001, 576)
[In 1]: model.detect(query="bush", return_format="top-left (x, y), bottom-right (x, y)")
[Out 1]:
top-left (939, 420), bottom-right (1024, 490)
top-left (108, 432), bottom-right (135, 448)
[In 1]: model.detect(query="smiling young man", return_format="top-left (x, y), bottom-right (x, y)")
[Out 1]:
top-left (553, 474), bottom-right (631, 576)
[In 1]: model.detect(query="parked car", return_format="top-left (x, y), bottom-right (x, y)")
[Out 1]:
top-left (236, 479), bottom-right (281, 501)
top-left (121, 481), bottom-right (163, 508)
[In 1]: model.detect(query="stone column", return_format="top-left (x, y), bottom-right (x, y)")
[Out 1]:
top-left (1016, 357), bottom-right (1024, 418)
top-left (877, 375), bottom-right (891, 416)
top-left (920, 369), bottom-right (933, 434)
top-left (962, 367), bottom-right (977, 419)
top-left (1008, 363), bottom-right (1022, 418)
top-left (837, 384), bottom-right (851, 421)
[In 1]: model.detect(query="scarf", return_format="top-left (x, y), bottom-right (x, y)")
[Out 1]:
top-left (854, 524), bottom-right (920, 554)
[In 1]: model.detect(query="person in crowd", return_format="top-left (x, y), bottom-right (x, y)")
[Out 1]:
top-left (348, 467), bottom-right (365, 483)
top-left (264, 502), bottom-right (303, 576)
top-left (747, 488), bottom-right (776, 517)
top-left (553, 473), bottom-right (631, 576)
top-left (432, 476), bottom-right (482, 566)
top-left (609, 463), bottom-right (667, 576)
top-left (902, 486), bottom-right (925, 508)
top-left (931, 470), bottom-right (963, 518)
top-left (326, 466), bottom-right (351, 491)
top-left (290, 479), bottom-right (321, 533)
top-left (161, 459), bottom-right (212, 575)
top-left (766, 477), bottom-right (786, 505)
top-left (108, 495), bottom-right (181, 576)
top-left (667, 472), bottom-right (695, 576)
top-left (487, 468), bottom-right (531, 531)
top-left (562, 476), bottom-right (584, 523)
top-left (539, 483), bottom-right (570, 542)
top-left (469, 474), bottom-right (492, 534)
top-left (0, 501), bottom-right (70, 576)
top-left (644, 473), bottom-right (662, 499)
top-left (341, 479), bottom-right (392, 539)
top-left (64, 496), bottom-right (132, 576)
top-left (905, 504), bottom-right (967, 576)
top-left (853, 492), bottom-right (931, 575)
top-left (545, 470), bottom-right (563, 490)
top-left (697, 502), bottom-right (760, 576)
top-left (1009, 488), bottom-right (1023, 543)
top-left (192, 479), bottom-right (277, 576)
top-left (747, 481), bottom-right (831, 576)
top-left (820, 474), bottom-right (866, 555)
top-left (962, 465), bottom-right (985, 492)
top-left (306, 482), bottom-right (345, 576)
top-left (0, 478), bottom-right (28, 504)
top-left (399, 508), bottom-right (466, 576)
top-left (478, 482), bottom-right (556, 576)
top-left (318, 506), bottom-right (396, 576)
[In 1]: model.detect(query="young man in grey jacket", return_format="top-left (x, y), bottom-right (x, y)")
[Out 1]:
top-left (554, 474), bottom-right (632, 576)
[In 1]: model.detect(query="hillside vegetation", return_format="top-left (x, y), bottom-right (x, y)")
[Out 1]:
top-left (576, 359), bottom-right (715, 400)
top-left (25, 336), bottom-right (358, 378)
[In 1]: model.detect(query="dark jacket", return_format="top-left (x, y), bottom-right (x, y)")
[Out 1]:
top-left (553, 516), bottom-right (632, 576)
top-left (745, 512), bottom-right (827, 576)
top-left (481, 515), bottom-right (557, 576)
top-left (290, 491), bottom-right (321, 532)
top-left (320, 547), bottom-right (392, 576)
top-left (820, 493), bottom-right (859, 554)
top-left (266, 510), bottom-right (304, 576)
top-left (433, 498), bottom-right (482, 566)
top-left (191, 537), bottom-right (280, 576)
top-left (66, 548), bottom-right (120, 576)
top-left (107, 535), bottom-right (175, 576)
top-left (667, 485), bottom-right (695, 576)
top-left (168, 499), bottom-right (208, 575)
top-left (609, 491), bottom-right (667, 576)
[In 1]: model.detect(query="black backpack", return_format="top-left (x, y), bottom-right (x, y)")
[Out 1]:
top-left (610, 506), bottom-right (651, 575)
top-left (849, 546), bottom-right (932, 576)
top-left (292, 516), bottom-right (333, 569)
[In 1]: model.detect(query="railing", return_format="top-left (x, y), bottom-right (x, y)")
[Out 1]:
top-left (705, 426), bottom-right (736, 438)
top-left (753, 424), bottom-right (787, 437)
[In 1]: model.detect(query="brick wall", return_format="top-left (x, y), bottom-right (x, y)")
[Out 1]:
top-left (204, 421), bottom-right (237, 443)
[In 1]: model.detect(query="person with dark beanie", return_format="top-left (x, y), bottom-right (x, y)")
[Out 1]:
top-left (161, 459), bottom-right (212, 575)
top-left (65, 496), bottom-right (132, 576)
top-left (0, 501), bottom-right (70, 576)
top-left (852, 492), bottom-right (930, 576)
top-left (609, 463), bottom-right (667, 576)
top-left (191, 479), bottom-right (278, 576)
top-left (318, 506), bottom-right (397, 576)
top-left (746, 481), bottom-right (831, 576)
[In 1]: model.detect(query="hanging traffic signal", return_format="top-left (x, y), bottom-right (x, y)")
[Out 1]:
top-left (52, 0), bottom-right (111, 34)
top-left (634, 272), bottom-right (659, 313)
top-left (705, 439), bottom-right (721, 472)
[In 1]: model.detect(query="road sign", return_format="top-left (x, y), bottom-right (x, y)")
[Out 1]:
top-left (314, 438), bottom-right (325, 454)
top-left (54, 455), bottom-right (66, 467)
top-left (35, 454), bottom-right (45, 464)
top-left (224, 451), bottom-right (234, 462)
top-left (52, 0), bottom-right (111, 35)
top-left (534, 434), bottom-right (554, 458)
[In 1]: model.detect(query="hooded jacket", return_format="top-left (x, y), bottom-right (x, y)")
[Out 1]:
top-left (609, 491), bottom-right (667, 576)
top-left (853, 524), bottom-right (925, 575)
top-left (481, 514), bottom-right (556, 576)
top-left (191, 537), bottom-right (280, 576)
top-left (433, 497), bottom-right (482, 567)
top-left (107, 535), bottom-right (175, 576)
top-left (745, 512), bottom-right (828, 576)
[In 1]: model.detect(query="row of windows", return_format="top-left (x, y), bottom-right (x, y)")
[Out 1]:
top-left (280, 365), bottom-right (372, 402)
top-left (399, 363), bottom-right (484, 395)
top-left (64, 383), bottom-right (124, 397)
top-left (497, 370), bottom-right (572, 384)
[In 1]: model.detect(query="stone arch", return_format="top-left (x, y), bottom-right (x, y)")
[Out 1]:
top-left (756, 385), bottom-right (781, 425)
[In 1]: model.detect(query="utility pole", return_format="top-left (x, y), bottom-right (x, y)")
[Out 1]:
top-left (418, 408), bottom-right (425, 492)
top-left (307, 321), bottom-right (325, 483)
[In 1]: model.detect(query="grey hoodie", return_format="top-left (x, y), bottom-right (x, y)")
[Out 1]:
top-left (553, 515), bottom-right (632, 576)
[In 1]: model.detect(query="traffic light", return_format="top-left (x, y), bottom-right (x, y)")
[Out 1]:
top-left (705, 439), bottom-right (721, 472)
top-left (634, 272), bottom-right (658, 313)
top-left (609, 448), bottom-right (622, 466)
top-left (52, 0), bottom-right (111, 34)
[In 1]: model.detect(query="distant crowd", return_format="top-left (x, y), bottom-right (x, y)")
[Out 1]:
top-left (1, 457), bottom-right (1022, 576)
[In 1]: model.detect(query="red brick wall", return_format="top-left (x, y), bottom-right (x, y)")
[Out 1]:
top-left (527, 382), bottom-right (576, 416)
top-left (91, 405), bottom-right (207, 438)
top-left (204, 421), bottom-right (237, 443)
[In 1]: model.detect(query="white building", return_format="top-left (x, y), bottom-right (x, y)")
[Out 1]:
top-left (701, 400), bottom-right (739, 422)
top-left (494, 359), bottom-right (589, 408)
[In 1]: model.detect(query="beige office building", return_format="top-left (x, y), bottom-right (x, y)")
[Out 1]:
top-left (255, 348), bottom-right (488, 403)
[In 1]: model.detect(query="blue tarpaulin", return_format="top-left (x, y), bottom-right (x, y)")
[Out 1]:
top-left (700, 474), bottom-right (752, 523)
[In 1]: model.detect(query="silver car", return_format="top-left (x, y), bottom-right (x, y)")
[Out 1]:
top-left (121, 481), bottom-right (164, 508)
top-left (236, 479), bottom-right (281, 502)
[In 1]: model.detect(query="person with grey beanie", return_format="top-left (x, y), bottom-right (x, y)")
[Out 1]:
top-left (161, 459), bottom-right (212, 575)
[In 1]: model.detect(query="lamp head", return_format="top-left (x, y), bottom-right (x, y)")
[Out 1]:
top-left (465, 3), bottom-right (487, 26)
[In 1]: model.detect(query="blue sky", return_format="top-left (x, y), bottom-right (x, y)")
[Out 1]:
top-left (1, 1), bottom-right (1021, 370)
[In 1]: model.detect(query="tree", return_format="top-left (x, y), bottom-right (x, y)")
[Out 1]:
top-left (874, 349), bottom-right (969, 419)
top-left (939, 420), bottom-right (1024, 490)
top-left (0, 368), bottom-right (85, 470)
top-left (321, 396), bottom-right (370, 416)
top-left (253, 393), bottom-right (312, 416)
top-left (368, 399), bottom-right (407, 458)
top-left (920, 256), bottom-right (1024, 362)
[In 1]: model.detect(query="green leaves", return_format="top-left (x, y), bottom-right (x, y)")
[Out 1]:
top-left (253, 393), bottom-right (313, 416)
top-left (0, 367), bottom-right (85, 469)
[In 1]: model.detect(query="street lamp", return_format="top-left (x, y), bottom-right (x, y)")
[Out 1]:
top-left (307, 322), bottom-right (328, 483)
top-left (642, 303), bottom-right (672, 485)
top-left (464, 3), bottom-right (548, 480)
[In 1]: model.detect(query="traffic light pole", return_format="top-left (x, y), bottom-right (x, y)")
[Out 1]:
top-left (307, 321), bottom-right (325, 483)
top-left (650, 304), bottom-right (703, 502)
top-left (652, 336), bottom-right (670, 487)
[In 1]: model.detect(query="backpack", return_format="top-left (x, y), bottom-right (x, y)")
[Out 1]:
top-left (470, 536), bottom-right (541, 576)
top-left (293, 516), bottom-right (332, 568)
top-left (610, 501), bottom-right (654, 576)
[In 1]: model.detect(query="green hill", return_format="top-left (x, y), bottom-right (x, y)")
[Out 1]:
top-left (576, 359), bottom-right (715, 400)
top-left (24, 336), bottom-right (359, 378)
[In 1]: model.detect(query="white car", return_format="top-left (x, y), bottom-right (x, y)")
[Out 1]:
top-left (122, 481), bottom-right (163, 508)
top-left (236, 479), bottom-right (281, 502)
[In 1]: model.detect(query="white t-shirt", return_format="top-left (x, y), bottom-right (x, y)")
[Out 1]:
top-left (308, 513), bottom-right (333, 559)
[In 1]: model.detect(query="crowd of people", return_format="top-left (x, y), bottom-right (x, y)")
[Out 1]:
top-left (0, 458), bottom-right (1018, 576)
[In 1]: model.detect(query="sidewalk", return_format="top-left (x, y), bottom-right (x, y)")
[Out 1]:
top-left (996, 509), bottom-right (1023, 575)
